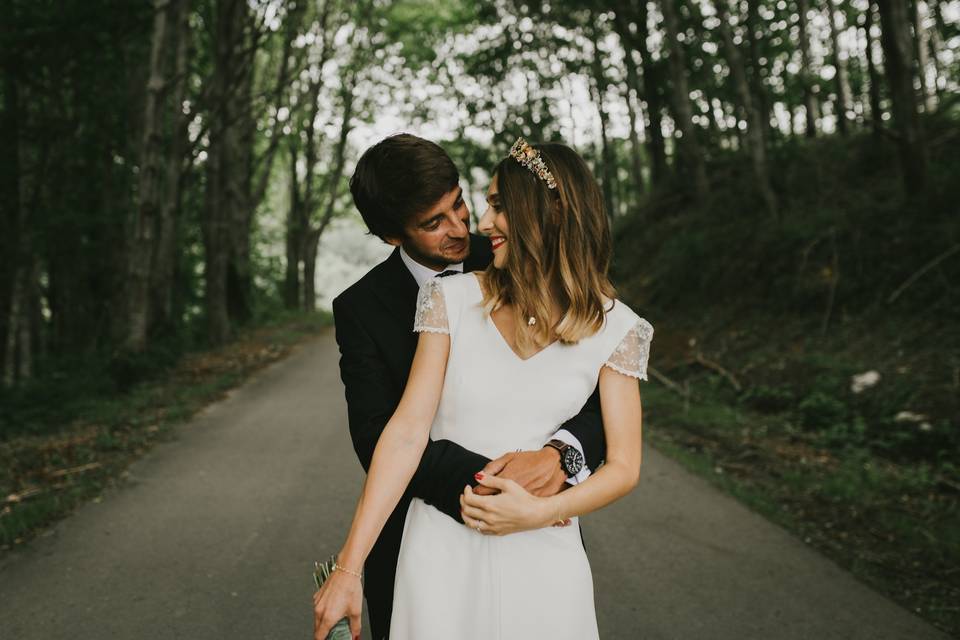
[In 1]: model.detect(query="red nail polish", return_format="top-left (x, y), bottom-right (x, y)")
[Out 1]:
top-left (474, 472), bottom-right (484, 481)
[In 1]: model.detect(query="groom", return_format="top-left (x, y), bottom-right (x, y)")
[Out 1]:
top-left (332, 133), bottom-right (606, 639)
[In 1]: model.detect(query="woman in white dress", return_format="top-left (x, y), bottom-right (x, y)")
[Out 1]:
top-left (314, 138), bottom-right (653, 640)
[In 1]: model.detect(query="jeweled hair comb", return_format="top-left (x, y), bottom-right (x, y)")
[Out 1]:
top-left (509, 137), bottom-right (557, 190)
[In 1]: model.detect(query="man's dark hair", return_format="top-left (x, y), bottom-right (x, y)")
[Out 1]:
top-left (349, 133), bottom-right (460, 241)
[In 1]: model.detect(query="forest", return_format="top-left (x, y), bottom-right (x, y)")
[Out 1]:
top-left (1, 0), bottom-right (958, 634)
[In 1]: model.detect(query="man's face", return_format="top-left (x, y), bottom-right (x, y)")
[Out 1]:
top-left (387, 186), bottom-right (471, 270)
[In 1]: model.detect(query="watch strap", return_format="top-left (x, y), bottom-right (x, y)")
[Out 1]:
top-left (545, 439), bottom-right (573, 477)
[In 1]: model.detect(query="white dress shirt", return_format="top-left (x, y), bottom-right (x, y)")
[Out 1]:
top-left (399, 246), bottom-right (591, 485)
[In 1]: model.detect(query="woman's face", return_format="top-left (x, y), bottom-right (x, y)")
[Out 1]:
top-left (478, 174), bottom-right (509, 269)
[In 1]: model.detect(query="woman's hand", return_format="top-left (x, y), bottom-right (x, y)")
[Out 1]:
top-left (312, 569), bottom-right (362, 640)
top-left (459, 473), bottom-right (561, 535)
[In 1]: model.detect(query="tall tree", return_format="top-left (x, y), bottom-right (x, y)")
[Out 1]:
top-left (926, 0), bottom-right (948, 101)
top-left (1, 5), bottom-right (24, 386)
top-left (204, 0), bottom-right (254, 344)
top-left (877, 0), bottom-right (928, 194)
top-left (125, 0), bottom-right (183, 352)
top-left (910, 0), bottom-right (936, 112)
top-left (744, 0), bottom-right (773, 144)
top-left (612, 12), bottom-right (648, 199)
top-left (151, 0), bottom-right (192, 338)
top-left (712, 0), bottom-right (778, 218)
top-left (587, 15), bottom-right (617, 218)
top-left (826, 0), bottom-right (853, 135)
top-left (797, 0), bottom-right (822, 137)
top-left (658, 0), bottom-right (710, 202)
top-left (613, 1), bottom-right (668, 189)
top-left (862, 1), bottom-right (885, 137)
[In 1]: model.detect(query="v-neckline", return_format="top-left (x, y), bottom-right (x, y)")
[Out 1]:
top-left (469, 272), bottom-right (560, 363)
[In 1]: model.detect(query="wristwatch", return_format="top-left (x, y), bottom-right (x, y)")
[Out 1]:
top-left (544, 439), bottom-right (584, 478)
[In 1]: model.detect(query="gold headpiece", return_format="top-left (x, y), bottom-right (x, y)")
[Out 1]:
top-left (509, 137), bottom-right (557, 190)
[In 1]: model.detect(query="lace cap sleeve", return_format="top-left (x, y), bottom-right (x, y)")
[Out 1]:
top-left (604, 318), bottom-right (654, 380)
top-left (413, 278), bottom-right (449, 335)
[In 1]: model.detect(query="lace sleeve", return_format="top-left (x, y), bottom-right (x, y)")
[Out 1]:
top-left (413, 278), bottom-right (449, 335)
top-left (604, 318), bottom-right (654, 380)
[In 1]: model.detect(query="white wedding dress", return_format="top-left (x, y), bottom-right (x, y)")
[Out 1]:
top-left (389, 272), bottom-right (653, 640)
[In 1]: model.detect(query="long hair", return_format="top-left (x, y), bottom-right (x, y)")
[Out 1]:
top-left (482, 142), bottom-right (616, 352)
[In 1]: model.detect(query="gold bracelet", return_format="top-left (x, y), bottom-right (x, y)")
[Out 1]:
top-left (332, 561), bottom-right (363, 579)
top-left (555, 498), bottom-right (564, 525)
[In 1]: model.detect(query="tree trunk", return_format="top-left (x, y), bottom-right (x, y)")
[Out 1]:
top-left (611, 11), bottom-right (647, 200)
top-left (16, 259), bottom-right (38, 381)
top-left (125, 0), bottom-right (173, 352)
top-left (284, 143), bottom-right (302, 310)
top-left (706, 97), bottom-right (724, 144)
top-left (658, 0), bottom-right (710, 201)
top-left (3, 272), bottom-right (22, 388)
top-left (910, 0), bottom-right (936, 112)
top-left (0, 34), bottom-right (22, 384)
top-left (615, 1), bottom-right (667, 188)
top-left (827, 0), bottom-right (853, 135)
top-left (863, 1), bottom-right (884, 136)
top-left (797, 0), bottom-right (821, 137)
top-left (204, 0), bottom-right (251, 344)
top-left (744, 0), bottom-right (772, 145)
top-left (927, 0), bottom-right (947, 100)
top-left (713, 0), bottom-right (778, 219)
top-left (151, 0), bottom-right (191, 337)
top-left (226, 60), bottom-right (255, 327)
top-left (622, 49), bottom-right (647, 199)
top-left (587, 18), bottom-right (617, 220)
top-left (302, 227), bottom-right (321, 311)
top-left (877, 0), bottom-right (927, 194)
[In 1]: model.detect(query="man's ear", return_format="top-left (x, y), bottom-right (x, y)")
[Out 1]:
top-left (384, 236), bottom-right (402, 247)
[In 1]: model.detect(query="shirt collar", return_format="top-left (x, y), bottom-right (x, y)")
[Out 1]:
top-left (399, 245), bottom-right (464, 288)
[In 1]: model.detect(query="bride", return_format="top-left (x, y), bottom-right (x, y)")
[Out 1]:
top-left (313, 138), bottom-right (653, 639)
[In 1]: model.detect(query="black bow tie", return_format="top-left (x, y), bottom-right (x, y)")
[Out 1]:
top-left (436, 270), bottom-right (461, 278)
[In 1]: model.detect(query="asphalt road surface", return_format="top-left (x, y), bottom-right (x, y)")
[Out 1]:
top-left (0, 331), bottom-right (949, 639)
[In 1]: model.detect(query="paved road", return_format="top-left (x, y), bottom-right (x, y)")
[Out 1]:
top-left (0, 331), bottom-right (949, 639)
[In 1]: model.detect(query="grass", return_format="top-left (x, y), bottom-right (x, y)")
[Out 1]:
top-left (0, 310), bottom-right (332, 551)
top-left (643, 382), bottom-right (960, 633)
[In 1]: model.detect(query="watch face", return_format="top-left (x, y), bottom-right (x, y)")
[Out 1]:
top-left (563, 447), bottom-right (584, 476)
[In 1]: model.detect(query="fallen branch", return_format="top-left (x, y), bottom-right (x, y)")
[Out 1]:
top-left (937, 475), bottom-right (960, 494)
top-left (692, 352), bottom-right (742, 392)
top-left (4, 486), bottom-right (44, 504)
top-left (47, 462), bottom-right (102, 479)
top-left (887, 244), bottom-right (960, 304)
top-left (648, 366), bottom-right (690, 398)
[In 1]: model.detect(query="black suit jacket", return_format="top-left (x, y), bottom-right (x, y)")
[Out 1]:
top-left (331, 233), bottom-right (606, 639)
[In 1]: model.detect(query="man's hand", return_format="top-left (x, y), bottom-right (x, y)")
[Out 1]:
top-left (473, 447), bottom-right (568, 497)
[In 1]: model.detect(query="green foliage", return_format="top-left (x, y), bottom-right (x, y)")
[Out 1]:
top-left (740, 384), bottom-right (796, 413)
top-left (381, 0), bottom-right (485, 65)
top-left (797, 391), bottom-right (847, 428)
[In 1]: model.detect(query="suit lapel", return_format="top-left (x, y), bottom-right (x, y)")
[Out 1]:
top-left (371, 247), bottom-right (420, 327)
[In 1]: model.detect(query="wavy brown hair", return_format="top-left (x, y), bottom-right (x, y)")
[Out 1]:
top-left (483, 142), bottom-right (616, 352)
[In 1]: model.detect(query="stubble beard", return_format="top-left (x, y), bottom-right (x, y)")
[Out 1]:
top-left (404, 237), bottom-right (470, 270)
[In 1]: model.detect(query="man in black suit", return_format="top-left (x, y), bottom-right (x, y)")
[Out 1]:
top-left (331, 134), bottom-right (606, 639)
